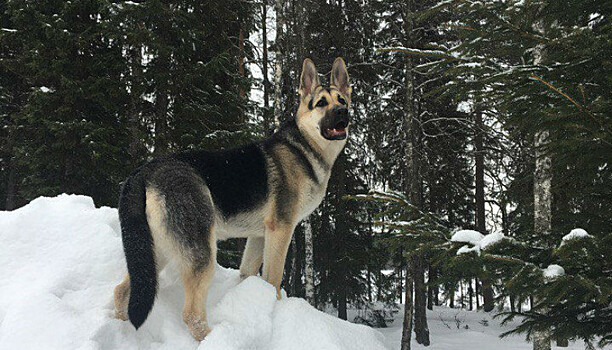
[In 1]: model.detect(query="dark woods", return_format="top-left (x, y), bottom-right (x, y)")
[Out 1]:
top-left (1, 0), bottom-right (610, 349)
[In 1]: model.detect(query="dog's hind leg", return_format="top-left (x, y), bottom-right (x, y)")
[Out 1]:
top-left (113, 273), bottom-right (130, 320)
top-left (113, 249), bottom-right (168, 321)
top-left (181, 258), bottom-right (215, 341)
top-left (239, 237), bottom-right (264, 279)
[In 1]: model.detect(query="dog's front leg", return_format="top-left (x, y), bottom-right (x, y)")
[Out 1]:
top-left (262, 219), bottom-right (293, 299)
top-left (239, 236), bottom-right (265, 279)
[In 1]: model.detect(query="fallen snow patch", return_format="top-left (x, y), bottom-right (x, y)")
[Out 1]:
top-left (0, 194), bottom-right (388, 350)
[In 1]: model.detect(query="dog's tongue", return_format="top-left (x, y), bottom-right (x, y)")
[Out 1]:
top-left (326, 128), bottom-right (346, 137)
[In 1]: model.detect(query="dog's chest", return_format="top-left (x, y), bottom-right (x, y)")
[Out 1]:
top-left (297, 178), bottom-right (328, 221)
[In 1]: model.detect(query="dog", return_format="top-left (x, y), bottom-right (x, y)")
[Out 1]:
top-left (113, 57), bottom-right (351, 341)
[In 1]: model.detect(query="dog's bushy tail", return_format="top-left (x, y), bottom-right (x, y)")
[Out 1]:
top-left (119, 172), bottom-right (157, 329)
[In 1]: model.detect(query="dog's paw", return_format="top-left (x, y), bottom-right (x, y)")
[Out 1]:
top-left (184, 314), bottom-right (211, 341)
top-left (114, 309), bottom-right (128, 321)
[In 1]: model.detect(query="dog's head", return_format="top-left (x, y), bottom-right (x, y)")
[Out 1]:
top-left (296, 57), bottom-right (352, 148)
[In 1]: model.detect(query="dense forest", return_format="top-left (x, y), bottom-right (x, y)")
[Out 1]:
top-left (1, 0), bottom-right (610, 349)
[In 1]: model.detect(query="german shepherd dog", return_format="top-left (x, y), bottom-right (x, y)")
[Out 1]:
top-left (113, 57), bottom-right (351, 340)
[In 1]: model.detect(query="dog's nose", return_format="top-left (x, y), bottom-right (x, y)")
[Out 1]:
top-left (334, 107), bottom-right (349, 121)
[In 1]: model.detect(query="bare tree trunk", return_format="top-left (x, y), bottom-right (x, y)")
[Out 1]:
top-left (449, 286), bottom-right (455, 309)
top-left (532, 130), bottom-right (552, 350)
top-left (153, 84), bottom-right (169, 156)
top-left (400, 0), bottom-right (417, 345)
top-left (468, 279), bottom-right (474, 311)
top-left (475, 110), bottom-right (495, 312)
top-left (427, 266), bottom-right (434, 310)
top-left (304, 217), bottom-right (315, 304)
top-left (273, 0), bottom-right (284, 129)
top-left (237, 27), bottom-right (246, 101)
top-left (4, 129), bottom-right (17, 210)
top-left (401, 262), bottom-right (413, 350)
top-left (532, 17), bottom-right (553, 347)
top-left (127, 43), bottom-right (146, 162)
top-left (475, 278), bottom-right (480, 310)
top-left (413, 256), bottom-right (430, 345)
top-left (261, 0), bottom-right (272, 136)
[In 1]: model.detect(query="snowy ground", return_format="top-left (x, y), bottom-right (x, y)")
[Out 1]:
top-left (0, 195), bottom-right (386, 350)
top-left (0, 195), bottom-right (589, 350)
top-left (377, 305), bottom-right (588, 350)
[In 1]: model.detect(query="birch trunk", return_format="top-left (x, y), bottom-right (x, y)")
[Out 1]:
top-left (532, 19), bottom-right (552, 350)
top-left (532, 129), bottom-right (552, 350)
top-left (273, 0), bottom-right (284, 129)
top-left (304, 217), bottom-right (315, 305)
top-left (261, 0), bottom-right (272, 136)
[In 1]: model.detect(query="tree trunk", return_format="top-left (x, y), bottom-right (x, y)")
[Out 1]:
top-left (304, 217), bottom-right (315, 304)
top-left (427, 266), bottom-right (434, 310)
top-left (4, 130), bottom-right (17, 210)
top-left (413, 256), bottom-right (430, 345)
top-left (401, 262), bottom-right (413, 350)
top-left (532, 18), bottom-right (552, 348)
top-left (475, 278), bottom-right (480, 309)
top-left (261, 0), bottom-right (272, 136)
top-left (127, 43), bottom-right (145, 161)
top-left (475, 110), bottom-right (495, 312)
top-left (468, 279), bottom-right (474, 311)
top-left (449, 286), bottom-right (455, 308)
top-left (532, 130), bottom-right (552, 350)
top-left (400, 0), bottom-right (427, 345)
top-left (273, 0), bottom-right (284, 129)
top-left (237, 27), bottom-right (246, 101)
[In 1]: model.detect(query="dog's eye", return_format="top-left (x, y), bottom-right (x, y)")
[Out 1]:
top-left (337, 96), bottom-right (346, 105)
top-left (315, 98), bottom-right (328, 108)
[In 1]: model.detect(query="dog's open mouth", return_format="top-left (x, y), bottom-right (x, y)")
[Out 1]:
top-left (322, 121), bottom-right (348, 140)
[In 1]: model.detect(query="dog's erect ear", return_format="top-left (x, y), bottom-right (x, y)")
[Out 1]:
top-left (330, 57), bottom-right (351, 97)
top-left (299, 58), bottom-right (321, 99)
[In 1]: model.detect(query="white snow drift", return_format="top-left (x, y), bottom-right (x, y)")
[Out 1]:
top-left (0, 194), bottom-right (388, 350)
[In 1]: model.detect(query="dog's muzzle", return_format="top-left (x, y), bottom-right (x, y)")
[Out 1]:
top-left (321, 107), bottom-right (349, 140)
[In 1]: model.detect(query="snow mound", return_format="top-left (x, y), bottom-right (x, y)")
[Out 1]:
top-left (543, 264), bottom-right (565, 279)
top-left (452, 230), bottom-right (505, 255)
top-left (451, 229), bottom-right (484, 245)
top-left (0, 194), bottom-right (388, 350)
top-left (561, 228), bottom-right (591, 245)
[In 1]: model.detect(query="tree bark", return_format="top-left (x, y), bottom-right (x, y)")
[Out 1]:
top-left (531, 18), bottom-right (552, 349)
top-left (401, 262), bottom-right (413, 350)
top-left (475, 278), bottom-right (480, 310)
top-left (4, 130), bottom-right (17, 210)
top-left (273, 0), bottom-right (284, 129)
top-left (468, 279), bottom-right (474, 311)
top-left (413, 256), bottom-right (430, 345)
top-left (427, 266), bottom-right (434, 310)
top-left (261, 0), bottom-right (272, 136)
top-left (475, 110), bottom-right (495, 312)
top-left (304, 217), bottom-right (315, 304)
top-left (532, 129), bottom-right (552, 350)
top-left (127, 42), bottom-right (146, 162)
